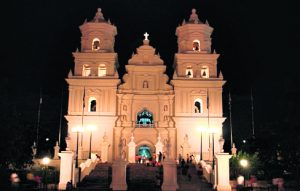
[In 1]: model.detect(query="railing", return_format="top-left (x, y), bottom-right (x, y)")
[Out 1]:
top-left (74, 153), bottom-right (99, 183)
top-left (135, 123), bottom-right (155, 128)
top-left (200, 160), bottom-right (214, 184)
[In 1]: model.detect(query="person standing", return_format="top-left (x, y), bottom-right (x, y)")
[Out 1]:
top-left (158, 152), bottom-right (162, 162)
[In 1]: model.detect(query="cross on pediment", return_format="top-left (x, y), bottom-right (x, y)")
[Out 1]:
top-left (144, 32), bottom-right (149, 40)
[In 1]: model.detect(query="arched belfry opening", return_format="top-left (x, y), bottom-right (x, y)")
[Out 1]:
top-left (92, 38), bottom-right (100, 51)
top-left (136, 109), bottom-right (154, 127)
top-left (98, 64), bottom-right (106, 76)
top-left (88, 97), bottom-right (97, 112)
top-left (194, 98), bottom-right (203, 113)
top-left (201, 66), bottom-right (209, 78)
top-left (193, 40), bottom-right (200, 52)
top-left (186, 67), bottom-right (193, 78)
top-left (82, 65), bottom-right (91, 76)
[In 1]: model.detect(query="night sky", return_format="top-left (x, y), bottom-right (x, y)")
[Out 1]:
top-left (1, 0), bottom-right (298, 151)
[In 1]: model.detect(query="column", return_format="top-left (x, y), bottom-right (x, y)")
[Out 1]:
top-left (53, 141), bottom-right (60, 160)
top-left (155, 133), bottom-right (164, 162)
top-left (181, 134), bottom-right (191, 160)
top-left (215, 153), bottom-right (232, 191)
top-left (162, 141), bottom-right (178, 191)
top-left (101, 133), bottom-right (110, 162)
top-left (111, 160), bottom-right (128, 190)
top-left (58, 151), bottom-right (74, 190)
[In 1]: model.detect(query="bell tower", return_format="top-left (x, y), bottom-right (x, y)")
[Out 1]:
top-left (65, 8), bottom-right (120, 161)
top-left (171, 9), bottom-right (225, 160)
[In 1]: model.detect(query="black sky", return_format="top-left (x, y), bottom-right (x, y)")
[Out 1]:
top-left (1, 0), bottom-right (298, 149)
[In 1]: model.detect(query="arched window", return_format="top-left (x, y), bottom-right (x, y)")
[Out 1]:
top-left (92, 38), bottom-right (100, 51)
top-left (193, 40), bottom-right (200, 52)
top-left (186, 67), bottom-right (193, 78)
top-left (194, 99), bottom-right (203, 113)
top-left (82, 65), bottom-right (91, 76)
top-left (98, 64), bottom-right (106, 77)
top-left (136, 109), bottom-right (154, 127)
top-left (201, 66), bottom-right (209, 78)
top-left (88, 97), bottom-right (97, 112)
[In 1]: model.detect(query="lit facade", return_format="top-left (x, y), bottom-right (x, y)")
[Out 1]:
top-left (65, 8), bottom-right (225, 162)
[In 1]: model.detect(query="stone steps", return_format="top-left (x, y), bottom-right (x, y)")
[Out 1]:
top-left (177, 163), bottom-right (213, 191)
top-left (76, 163), bottom-right (163, 191)
top-left (126, 163), bottom-right (162, 191)
top-left (76, 163), bottom-right (112, 190)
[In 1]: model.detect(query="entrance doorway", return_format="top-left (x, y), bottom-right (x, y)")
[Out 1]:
top-left (138, 145), bottom-right (151, 159)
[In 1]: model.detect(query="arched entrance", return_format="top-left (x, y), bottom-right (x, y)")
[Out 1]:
top-left (138, 145), bottom-right (152, 159)
top-left (135, 140), bottom-right (155, 163)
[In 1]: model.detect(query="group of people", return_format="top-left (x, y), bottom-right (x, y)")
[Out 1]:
top-left (134, 151), bottom-right (166, 167)
top-left (9, 172), bottom-right (43, 190)
top-left (178, 153), bottom-right (195, 181)
top-left (179, 153), bottom-right (195, 165)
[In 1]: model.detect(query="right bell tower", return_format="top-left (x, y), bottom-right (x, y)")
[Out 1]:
top-left (172, 9), bottom-right (225, 160)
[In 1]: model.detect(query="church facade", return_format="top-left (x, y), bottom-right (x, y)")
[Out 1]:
top-left (65, 8), bottom-right (225, 162)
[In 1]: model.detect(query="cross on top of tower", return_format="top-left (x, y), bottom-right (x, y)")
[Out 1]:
top-left (189, 8), bottom-right (200, 24)
top-left (93, 8), bottom-right (104, 22)
top-left (144, 32), bottom-right (149, 41)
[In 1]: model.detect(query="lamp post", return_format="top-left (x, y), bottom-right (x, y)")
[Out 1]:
top-left (240, 159), bottom-right (249, 187)
top-left (197, 127), bottom-right (207, 161)
top-left (72, 126), bottom-right (84, 168)
top-left (87, 125), bottom-right (96, 159)
top-left (42, 157), bottom-right (50, 190)
top-left (208, 127), bottom-right (218, 169)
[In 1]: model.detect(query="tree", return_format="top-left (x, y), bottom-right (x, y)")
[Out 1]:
top-left (230, 151), bottom-right (262, 179)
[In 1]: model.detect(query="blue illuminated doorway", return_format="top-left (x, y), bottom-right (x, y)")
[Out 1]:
top-left (138, 145), bottom-right (152, 159)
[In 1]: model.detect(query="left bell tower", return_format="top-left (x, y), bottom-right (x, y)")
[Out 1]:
top-left (65, 8), bottom-right (120, 162)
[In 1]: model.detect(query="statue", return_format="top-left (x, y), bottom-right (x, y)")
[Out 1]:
top-left (189, 8), bottom-right (200, 23)
top-left (120, 136), bottom-right (127, 160)
top-left (231, 143), bottom-right (237, 156)
top-left (31, 142), bottom-right (37, 158)
top-left (54, 141), bottom-right (60, 159)
top-left (184, 134), bottom-right (188, 143)
top-left (163, 138), bottom-right (170, 159)
top-left (218, 136), bottom-right (225, 153)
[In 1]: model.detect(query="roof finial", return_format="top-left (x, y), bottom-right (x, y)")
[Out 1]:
top-left (68, 69), bottom-right (73, 77)
top-left (205, 20), bottom-right (210, 26)
top-left (144, 32), bottom-right (149, 41)
top-left (218, 71), bottom-right (223, 79)
top-left (94, 8), bottom-right (104, 22)
top-left (189, 8), bottom-right (200, 23)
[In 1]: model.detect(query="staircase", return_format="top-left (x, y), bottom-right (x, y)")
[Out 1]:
top-left (126, 163), bottom-right (162, 191)
top-left (177, 163), bottom-right (213, 191)
top-left (75, 163), bottom-right (163, 191)
top-left (76, 163), bottom-right (112, 191)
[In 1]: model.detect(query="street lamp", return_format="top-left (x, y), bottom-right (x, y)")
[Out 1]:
top-left (208, 127), bottom-right (218, 169)
top-left (42, 157), bottom-right (50, 190)
top-left (240, 159), bottom-right (249, 187)
top-left (42, 157), bottom-right (50, 166)
top-left (87, 125), bottom-right (96, 159)
top-left (72, 126), bottom-right (84, 168)
top-left (197, 127), bottom-right (207, 161)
